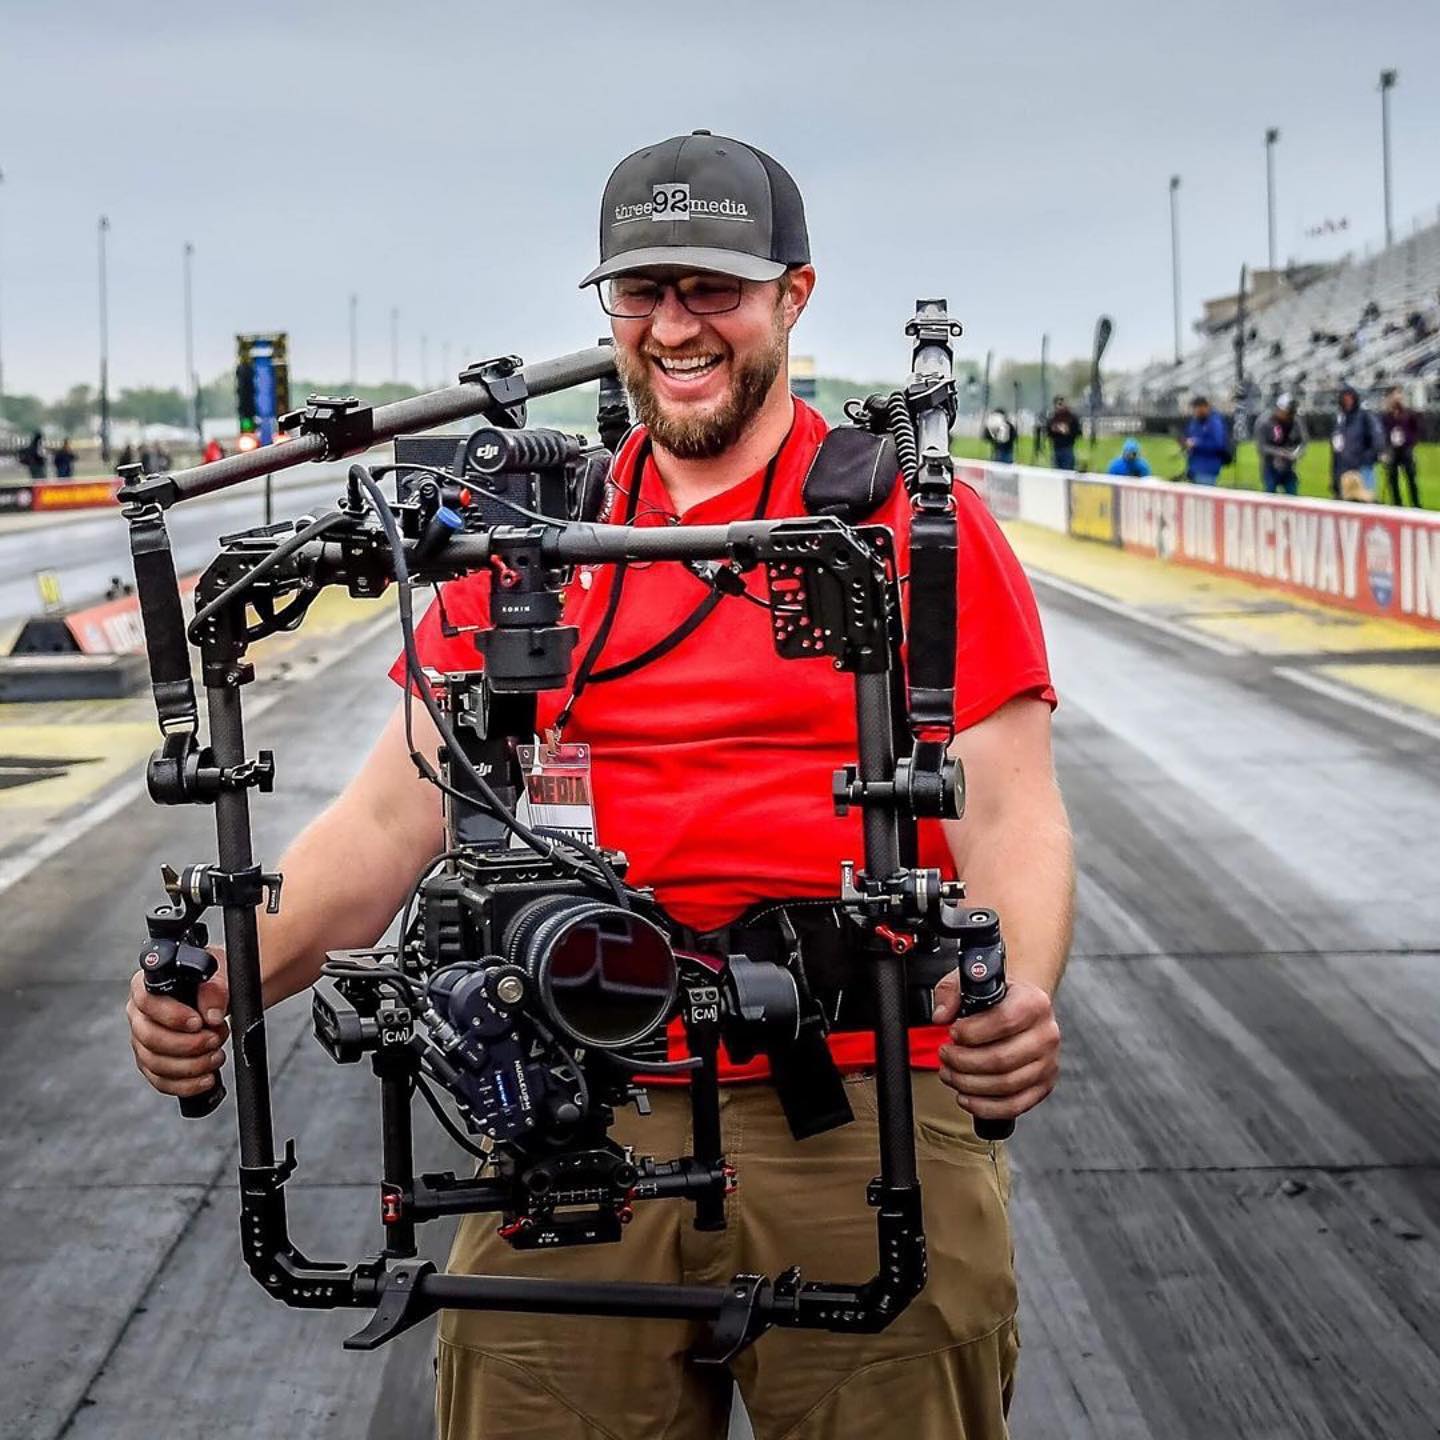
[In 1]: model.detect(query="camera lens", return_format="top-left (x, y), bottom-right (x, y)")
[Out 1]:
top-left (504, 896), bottom-right (676, 1049)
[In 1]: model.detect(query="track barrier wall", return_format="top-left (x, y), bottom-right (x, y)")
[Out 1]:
top-left (0, 479), bottom-right (121, 513)
top-left (958, 457), bottom-right (1440, 634)
top-left (60, 575), bottom-right (200, 655)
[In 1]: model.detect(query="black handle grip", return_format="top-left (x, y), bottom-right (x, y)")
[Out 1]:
top-left (139, 938), bottom-right (226, 1119)
top-left (954, 907), bottom-right (1015, 1145)
top-left (465, 426), bottom-right (581, 476)
top-left (973, 1115), bottom-right (1015, 1142)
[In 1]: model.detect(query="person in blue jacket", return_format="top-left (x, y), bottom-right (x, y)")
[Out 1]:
top-left (1330, 383), bottom-right (1384, 500)
top-left (1183, 395), bottom-right (1229, 484)
top-left (1107, 437), bottom-right (1152, 477)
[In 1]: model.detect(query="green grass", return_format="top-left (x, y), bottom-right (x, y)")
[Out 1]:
top-left (953, 434), bottom-right (1440, 510)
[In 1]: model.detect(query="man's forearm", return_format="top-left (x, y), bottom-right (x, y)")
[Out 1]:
top-left (948, 786), bottom-right (1075, 998)
top-left (254, 801), bottom-right (435, 1009)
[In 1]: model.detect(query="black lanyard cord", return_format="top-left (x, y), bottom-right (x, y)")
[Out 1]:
top-left (552, 429), bottom-right (786, 734)
top-left (549, 437), bottom-right (649, 738)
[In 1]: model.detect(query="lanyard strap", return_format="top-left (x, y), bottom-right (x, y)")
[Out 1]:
top-left (553, 430), bottom-right (785, 734)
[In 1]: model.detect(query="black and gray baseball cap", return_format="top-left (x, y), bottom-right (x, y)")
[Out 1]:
top-left (579, 130), bottom-right (810, 288)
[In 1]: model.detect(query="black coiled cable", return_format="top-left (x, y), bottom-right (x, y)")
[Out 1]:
top-left (885, 392), bottom-right (920, 482)
top-left (845, 391), bottom-right (919, 484)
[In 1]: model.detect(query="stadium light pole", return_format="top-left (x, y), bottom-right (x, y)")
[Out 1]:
top-left (1169, 175), bottom-right (1182, 366)
top-left (183, 242), bottom-right (203, 452)
top-left (1265, 129), bottom-right (1280, 272)
top-left (98, 215), bottom-right (111, 464)
top-left (1039, 332), bottom-right (1050, 459)
top-left (348, 291), bottom-right (358, 387)
top-left (1379, 70), bottom-right (1397, 248)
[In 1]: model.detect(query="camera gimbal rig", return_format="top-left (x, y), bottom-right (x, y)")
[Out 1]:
top-left (119, 305), bottom-right (1012, 1361)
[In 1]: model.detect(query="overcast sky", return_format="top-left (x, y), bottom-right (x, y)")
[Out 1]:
top-left (3, 0), bottom-right (1438, 399)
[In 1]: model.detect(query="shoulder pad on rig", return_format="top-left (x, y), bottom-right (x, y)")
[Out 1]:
top-left (801, 427), bottom-right (901, 524)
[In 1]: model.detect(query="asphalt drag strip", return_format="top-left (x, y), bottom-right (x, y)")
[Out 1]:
top-left (1007, 581), bottom-right (1439, 1440)
top-left (0, 574), bottom-right (1436, 1438)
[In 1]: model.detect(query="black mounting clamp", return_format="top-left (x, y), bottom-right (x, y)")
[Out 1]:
top-left (279, 395), bottom-right (376, 462)
top-left (904, 312), bottom-right (964, 348)
top-left (344, 1258), bottom-right (438, 1351)
top-left (691, 1273), bottom-right (772, 1366)
top-left (147, 732), bottom-right (275, 805)
top-left (457, 354), bottom-right (529, 429)
top-left (832, 749), bottom-right (963, 820)
top-left (838, 862), bottom-right (963, 927)
top-left (148, 861), bottom-right (283, 928)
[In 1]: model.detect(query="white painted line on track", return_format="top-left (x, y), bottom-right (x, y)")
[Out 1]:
top-left (1028, 569), bottom-right (1245, 657)
top-left (1028, 561), bottom-right (1440, 747)
top-left (0, 608), bottom-right (398, 899)
top-left (1274, 665), bottom-right (1440, 745)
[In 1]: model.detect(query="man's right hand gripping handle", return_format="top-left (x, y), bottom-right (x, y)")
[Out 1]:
top-left (129, 946), bottom-right (229, 1118)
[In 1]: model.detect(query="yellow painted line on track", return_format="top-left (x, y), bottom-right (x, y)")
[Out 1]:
top-left (0, 590), bottom-right (397, 859)
top-left (1002, 520), bottom-right (1440, 733)
top-left (1002, 522), bottom-right (1437, 653)
top-left (0, 723), bottom-right (156, 810)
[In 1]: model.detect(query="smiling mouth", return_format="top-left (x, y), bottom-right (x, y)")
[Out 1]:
top-left (648, 352), bottom-right (723, 380)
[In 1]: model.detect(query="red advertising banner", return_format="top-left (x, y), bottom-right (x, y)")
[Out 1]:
top-left (33, 479), bottom-right (121, 511)
top-left (1101, 479), bottom-right (1440, 630)
top-left (63, 574), bottom-right (199, 655)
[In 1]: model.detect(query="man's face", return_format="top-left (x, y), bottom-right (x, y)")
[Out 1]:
top-left (1193, 402), bottom-right (1210, 420)
top-left (1341, 392), bottom-right (1356, 412)
top-left (607, 266), bottom-right (812, 460)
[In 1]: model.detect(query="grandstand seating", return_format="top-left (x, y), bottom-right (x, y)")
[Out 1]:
top-left (1137, 207), bottom-right (1440, 413)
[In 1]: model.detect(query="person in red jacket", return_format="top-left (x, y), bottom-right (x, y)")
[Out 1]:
top-left (127, 132), bottom-right (1074, 1440)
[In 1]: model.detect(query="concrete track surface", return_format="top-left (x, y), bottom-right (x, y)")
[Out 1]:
top-left (0, 461), bottom-right (377, 630)
top-left (1, 579), bottom-right (1437, 1439)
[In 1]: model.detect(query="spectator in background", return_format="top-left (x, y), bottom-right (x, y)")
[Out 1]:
top-left (1183, 395), bottom-right (1229, 485)
top-left (1106, 437), bottom-right (1151, 477)
top-left (985, 408), bottom-right (1018, 464)
top-left (51, 438), bottom-right (76, 479)
top-left (202, 437), bottom-right (225, 464)
top-left (1257, 393), bottom-right (1306, 496)
top-left (1046, 396), bottom-right (1081, 470)
top-left (19, 430), bottom-right (46, 480)
top-left (1380, 387), bottom-right (1421, 508)
top-left (117, 443), bottom-right (136, 470)
top-left (1331, 383), bottom-right (1383, 500)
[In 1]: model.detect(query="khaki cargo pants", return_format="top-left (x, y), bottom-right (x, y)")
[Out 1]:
top-left (436, 1071), bottom-right (1019, 1439)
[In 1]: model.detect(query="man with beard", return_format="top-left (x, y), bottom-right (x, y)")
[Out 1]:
top-left (126, 132), bottom-right (1072, 1439)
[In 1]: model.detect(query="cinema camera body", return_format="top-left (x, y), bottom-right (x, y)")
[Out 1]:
top-left (119, 311), bottom-right (1013, 1359)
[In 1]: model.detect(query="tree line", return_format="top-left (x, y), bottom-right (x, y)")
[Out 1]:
top-left (3, 357), bottom-right (1117, 440)
top-left (0, 376), bottom-right (429, 437)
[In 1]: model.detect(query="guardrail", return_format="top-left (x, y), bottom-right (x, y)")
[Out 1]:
top-left (958, 457), bottom-right (1440, 633)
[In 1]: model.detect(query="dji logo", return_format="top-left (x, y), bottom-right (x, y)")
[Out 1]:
top-left (476, 443), bottom-right (500, 459)
top-left (652, 182), bottom-right (690, 221)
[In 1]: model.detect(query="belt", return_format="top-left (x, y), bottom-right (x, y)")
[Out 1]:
top-left (673, 901), bottom-right (955, 1033)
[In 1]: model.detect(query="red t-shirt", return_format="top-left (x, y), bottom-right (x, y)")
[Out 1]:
top-left (390, 399), bottom-right (1054, 1077)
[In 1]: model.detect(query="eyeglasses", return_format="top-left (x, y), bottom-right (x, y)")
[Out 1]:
top-left (599, 274), bottom-right (744, 319)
